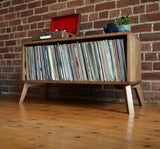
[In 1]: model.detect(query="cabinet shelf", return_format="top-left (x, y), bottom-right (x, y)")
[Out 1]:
top-left (20, 32), bottom-right (145, 114)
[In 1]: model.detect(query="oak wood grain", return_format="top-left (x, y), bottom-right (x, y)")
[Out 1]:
top-left (0, 95), bottom-right (159, 149)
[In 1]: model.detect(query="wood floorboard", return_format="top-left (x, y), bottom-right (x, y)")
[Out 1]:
top-left (0, 95), bottom-right (160, 149)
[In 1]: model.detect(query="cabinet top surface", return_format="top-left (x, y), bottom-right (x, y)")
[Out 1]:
top-left (23, 32), bottom-right (134, 45)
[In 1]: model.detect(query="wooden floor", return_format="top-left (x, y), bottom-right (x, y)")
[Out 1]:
top-left (0, 95), bottom-right (160, 149)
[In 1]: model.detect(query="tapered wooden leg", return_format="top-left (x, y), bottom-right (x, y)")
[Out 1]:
top-left (124, 85), bottom-right (134, 114)
top-left (19, 83), bottom-right (47, 104)
top-left (134, 84), bottom-right (145, 106)
top-left (19, 83), bottom-right (30, 104)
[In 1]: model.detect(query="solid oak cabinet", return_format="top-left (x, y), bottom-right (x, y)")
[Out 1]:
top-left (19, 32), bottom-right (145, 114)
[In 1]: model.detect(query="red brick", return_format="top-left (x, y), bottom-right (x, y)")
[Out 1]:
top-left (4, 53), bottom-right (16, 59)
top-left (80, 22), bottom-right (92, 30)
top-left (15, 32), bottom-right (26, 38)
top-left (152, 82), bottom-right (160, 91)
top-left (0, 60), bottom-right (5, 66)
top-left (0, 54), bottom-right (3, 59)
top-left (85, 0), bottom-right (104, 4)
top-left (142, 62), bottom-right (152, 70)
top-left (35, 6), bottom-right (48, 14)
top-left (21, 10), bottom-right (33, 17)
top-left (0, 73), bottom-right (7, 79)
top-left (28, 1), bottom-right (41, 9)
top-left (38, 22), bottom-right (44, 28)
top-left (0, 21), bottom-right (9, 28)
top-left (0, 8), bottom-right (8, 15)
top-left (30, 23), bottom-right (37, 29)
top-left (6, 27), bottom-right (11, 33)
top-left (0, 47), bottom-right (9, 53)
top-left (81, 15), bottom-right (88, 22)
top-left (133, 5), bottom-right (145, 14)
top-left (115, 90), bottom-right (125, 100)
top-left (99, 11), bottom-right (109, 19)
top-left (141, 43), bottom-right (151, 51)
top-left (153, 62), bottom-right (160, 70)
top-left (9, 7), bottom-right (14, 13)
top-left (140, 13), bottom-right (160, 23)
top-left (141, 53), bottom-right (144, 61)
top-left (0, 16), bottom-right (3, 22)
top-left (17, 25), bottom-right (23, 31)
top-left (22, 18), bottom-right (27, 24)
top-left (96, 2), bottom-right (115, 11)
top-left (28, 16), bottom-right (42, 23)
top-left (58, 9), bottom-right (75, 16)
top-left (9, 86), bottom-right (22, 93)
top-left (0, 34), bottom-right (9, 40)
top-left (85, 30), bottom-right (103, 36)
top-left (153, 42), bottom-right (160, 51)
top-left (130, 16), bottom-right (138, 24)
top-left (24, 0), bottom-right (33, 2)
top-left (6, 60), bottom-right (12, 66)
top-left (5, 13), bottom-right (16, 20)
top-left (141, 81), bottom-right (151, 90)
top-left (117, 0), bottom-right (139, 8)
top-left (146, 3), bottom-right (159, 12)
top-left (12, 60), bottom-right (21, 65)
top-left (43, 12), bottom-right (57, 20)
top-left (50, 3), bottom-right (66, 11)
top-left (145, 53), bottom-right (157, 61)
top-left (15, 4), bottom-right (27, 11)
top-left (142, 72), bottom-right (160, 80)
top-left (94, 19), bottom-right (114, 28)
top-left (141, 0), bottom-right (159, 3)
top-left (15, 67), bottom-right (21, 73)
top-left (131, 24), bottom-right (152, 33)
top-left (16, 39), bottom-right (21, 46)
top-left (1, 28), bottom-right (5, 34)
top-left (5, 40), bottom-right (16, 46)
top-left (21, 38), bottom-right (32, 44)
top-left (89, 13), bottom-right (98, 21)
top-left (94, 90), bottom-right (114, 98)
top-left (67, 0), bottom-right (84, 7)
top-left (8, 73), bottom-right (21, 80)
top-left (42, 0), bottom-right (57, 5)
top-left (10, 19), bottom-right (21, 26)
top-left (58, 0), bottom-right (67, 2)
top-left (153, 23), bottom-right (160, 31)
top-left (143, 91), bottom-right (160, 101)
top-left (24, 24), bottom-right (29, 30)
top-left (0, 41), bottom-right (4, 47)
top-left (77, 5), bottom-right (94, 14)
top-left (12, 0), bottom-right (24, 5)
top-left (43, 21), bottom-right (50, 29)
top-left (139, 33), bottom-right (160, 41)
top-left (3, 1), bottom-right (10, 7)
top-left (28, 30), bottom-right (41, 37)
top-left (121, 7), bottom-right (132, 16)
top-left (109, 10), bottom-right (120, 18)
top-left (14, 46), bottom-right (21, 52)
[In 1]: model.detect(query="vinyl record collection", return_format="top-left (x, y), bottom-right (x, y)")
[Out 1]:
top-left (25, 39), bottom-right (127, 82)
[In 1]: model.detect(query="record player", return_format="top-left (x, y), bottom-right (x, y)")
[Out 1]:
top-left (32, 14), bottom-right (80, 41)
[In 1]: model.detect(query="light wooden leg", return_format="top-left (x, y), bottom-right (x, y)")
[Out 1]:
top-left (124, 85), bottom-right (134, 114)
top-left (134, 84), bottom-right (145, 106)
top-left (19, 83), bottom-right (30, 104)
top-left (19, 83), bottom-right (47, 104)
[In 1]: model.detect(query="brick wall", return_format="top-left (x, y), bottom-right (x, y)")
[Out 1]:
top-left (0, 0), bottom-right (160, 103)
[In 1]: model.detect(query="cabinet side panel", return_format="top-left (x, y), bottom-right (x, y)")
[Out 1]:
top-left (22, 45), bottom-right (25, 81)
top-left (127, 34), bottom-right (142, 82)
